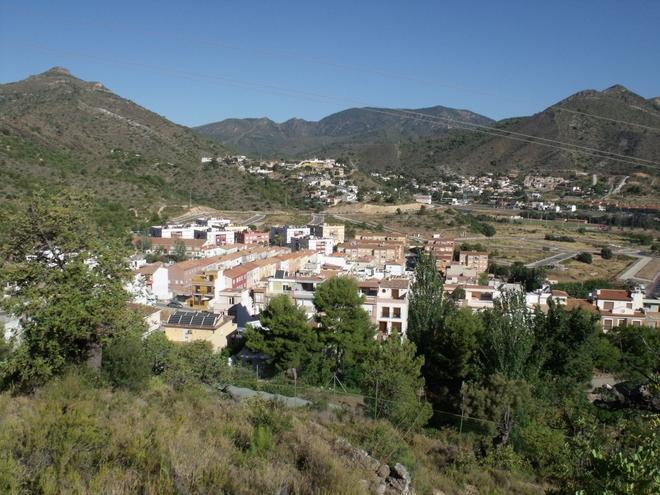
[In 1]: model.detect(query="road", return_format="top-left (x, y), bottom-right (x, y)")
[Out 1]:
top-left (525, 251), bottom-right (578, 268)
top-left (242, 212), bottom-right (266, 226)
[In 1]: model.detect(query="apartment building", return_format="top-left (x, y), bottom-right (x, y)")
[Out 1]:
top-left (358, 278), bottom-right (410, 338)
top-left (310, 223), bottom-right (345, 245)
top-left (424, 237), bottom-right (455, 273)
top-left (235, 230), bottom-right (270, 245)
top-left (337, 240), bottom-right (406, 266)
top-left (270, 225), bottom-right (311, 245)
top-left (459, 251), bottom-right (489, 273)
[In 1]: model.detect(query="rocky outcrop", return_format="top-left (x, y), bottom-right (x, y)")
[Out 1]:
top-left (334, 437), bottom-right (413, 494)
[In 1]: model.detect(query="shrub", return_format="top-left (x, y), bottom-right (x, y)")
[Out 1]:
top-left (102, 331), bottom-right (151, 391)
top-left (576, 252), bottom-right (593, 264)
top-left (600, 247), bottom-right (613, 259)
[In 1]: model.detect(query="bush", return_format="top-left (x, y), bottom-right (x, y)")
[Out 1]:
top-left (576, 252), bottom-right (593, 264)
top-left (102, 331), bottom-right (151, 391)
top-left (600, 247), bottom-right (613, 260)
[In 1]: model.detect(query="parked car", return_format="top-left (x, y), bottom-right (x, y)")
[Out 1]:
top-left (167, 300), bottom-right (183, 308)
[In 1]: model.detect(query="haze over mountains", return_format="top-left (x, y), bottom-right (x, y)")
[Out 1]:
top-left (197, 85), bottom-right (660, 176)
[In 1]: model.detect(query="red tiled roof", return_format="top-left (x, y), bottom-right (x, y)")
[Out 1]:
top-left (597, 289), bottom-right (631, 301)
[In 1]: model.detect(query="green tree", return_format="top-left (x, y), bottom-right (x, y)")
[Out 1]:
top-left (600, 246), bottom-right (613, 259)
top-left (408, 253), bottom-right (445, 346)
top-left (172, 239), bottom-right (188, 261)
top-left (362, 333), bottom-right (432, 428)
top-left (102, 327), bottom-right (151, 390)
top-left (479, 290), bottom-right (536, 381)
top-left (245, 295), bottom-right (317, 372)
top-left (606, 325), bottom-right (659, 385)
top-left (0, 191), bottom-right (139, 392)
top-left (576, 252), bottom-right (593, 264)
top-left (313, 277), bottom-right (375, 384)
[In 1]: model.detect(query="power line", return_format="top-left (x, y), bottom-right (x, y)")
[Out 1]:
top-left (10, 42), bottom-right (660, 171)
top-left (4, 3), bottom-right (659, 134)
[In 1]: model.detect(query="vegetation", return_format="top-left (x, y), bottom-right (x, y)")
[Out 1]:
top-left (0, 191), bottom-right (658, 493)
top-left (576, 252), bottom-right (593, 264)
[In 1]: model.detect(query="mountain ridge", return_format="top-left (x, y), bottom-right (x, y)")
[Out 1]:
top-left (196, 84), bottom-right (660, 175)
top-left (0, 67), bottom-right (295, 211)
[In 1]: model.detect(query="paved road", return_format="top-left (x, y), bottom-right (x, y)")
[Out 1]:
top-left (525, 251), bottom-right (578, 268)
top-left (618, 255), bottom-right (653, 281)
top-left (242, 212), bottom-right (266, 226)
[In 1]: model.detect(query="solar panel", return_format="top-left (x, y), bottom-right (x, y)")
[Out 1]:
top-left (191, 316), bottom-right (205, 326)
top-left (180, 314), bottom-right (193, 325)
top-left (203, 315), bottom-right (217, 326)
top-left (168, 313), bottom-right (182, 324)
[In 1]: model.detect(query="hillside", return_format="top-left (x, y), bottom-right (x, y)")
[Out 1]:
top-left (195, 105), bottom-right (494, 162)
top-left (197, 85), bottom-right (660, 176)
top-left (0, 372), bottom-right (546, 495)
top-left (383, 85), bottom-right (660, 176)
top-left (0, 67), bottom-right (293, 211)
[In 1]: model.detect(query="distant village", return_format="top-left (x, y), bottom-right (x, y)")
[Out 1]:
top-left (203, 154), bottom-right (642, 213)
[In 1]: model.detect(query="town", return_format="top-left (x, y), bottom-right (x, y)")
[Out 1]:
top-left (114, 210), bottom-right (659, 358)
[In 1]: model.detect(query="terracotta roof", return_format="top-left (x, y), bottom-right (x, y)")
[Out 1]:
top-left (138, 262), bottom-right (163, 276)
top-left (551, 290), bottom-right (569, 297)
top-left (596, 289), bottom-right (631, 301)
top-left (380, 278), bottom-right (410, 289)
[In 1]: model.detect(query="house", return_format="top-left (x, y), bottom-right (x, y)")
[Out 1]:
top-left (162, 311), bottom-right (236, 351)
top-left (137, 262), bottom-right (171, 301)
top-left (414, 194), bottom-right (432, 205)
top-left (459, 251), bottom-right (489, 273)
top-left (206, 230), bottom-right (235, 245)
top-left (593, 288), bottom-right (646, 331)
top-left (141, 237), bottom-right (208, 258)
top-left (127, 303), bottom-right (162, 334)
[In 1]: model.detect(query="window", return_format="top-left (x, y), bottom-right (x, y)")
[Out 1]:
top-left (393, 307), bottom-right (401, 318)
top-left (392, 322), bottom-right (402, 332)
top-left (603, 319), bottom-right (613, 330)
top-left (633, 320), bottom-right (641, 326)
top-left (626, 303), bottom-right (633, 309)
top-left (381, 307), bottom-right (390, 318)
top-left (379, 321), bottom-right (388, 333)
top-left (392, 289), bottom-right (400, 299)
top-left (604, 301), bottom-right (614, 310)
top-left (228, 297), bottom-right (235, 305)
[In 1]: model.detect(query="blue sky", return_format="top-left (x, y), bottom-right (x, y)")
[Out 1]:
top-left (1, 1), bottom-right (658, 126)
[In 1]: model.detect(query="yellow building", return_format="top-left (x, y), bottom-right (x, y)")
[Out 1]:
top-left (162, 311), bottom-right (236, 351)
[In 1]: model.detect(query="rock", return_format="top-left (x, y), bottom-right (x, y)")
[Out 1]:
top-left (377, 463), bottom-right (391, 479)
top-left (391, 463), bottom-right (411, 481)
top-left (432, 490), bottom-right (447, 495)
top-left (463, 484), bottom-right (478, 495)
top-left (375, 482), bottom-right (387, 495)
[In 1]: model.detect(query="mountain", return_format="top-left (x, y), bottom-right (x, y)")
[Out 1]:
top-left (195, 105), bottom-right (494, 162)
top-left (0, 68), bottom-right (291, 211)
top-left (197, 85), bottom-right (660, 176)
top-left (380, 85), bottom-right (660, 176)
